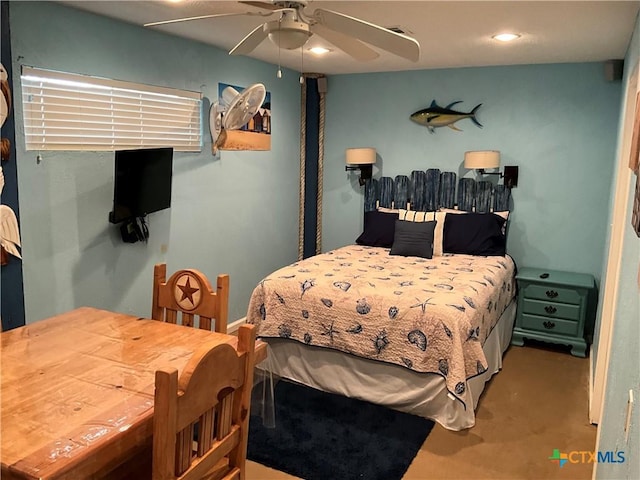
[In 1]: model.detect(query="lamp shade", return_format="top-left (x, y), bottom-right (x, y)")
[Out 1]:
top-left (346, 147), bottom-right (376, 165)
top-left (464, 150), bottom-right (500, 169)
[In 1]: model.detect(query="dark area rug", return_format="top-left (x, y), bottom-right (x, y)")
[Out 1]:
top-left (247, 380), bottom-right (435, 480)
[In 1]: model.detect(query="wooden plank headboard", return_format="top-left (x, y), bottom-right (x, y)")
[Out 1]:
top-left (364, 170), bottom-right (511, 213)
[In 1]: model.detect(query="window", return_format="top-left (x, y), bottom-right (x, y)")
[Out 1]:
top-left (21, 67), bottom-right (202, 152)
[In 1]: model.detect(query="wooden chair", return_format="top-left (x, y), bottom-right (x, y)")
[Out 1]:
top-left (152, 263), bottom-right (229, 333)
top-left (153, 324), bottom-right (256, 480)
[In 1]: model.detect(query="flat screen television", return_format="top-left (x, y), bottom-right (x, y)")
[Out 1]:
top-left (109, 147), bottom-right (173, 224)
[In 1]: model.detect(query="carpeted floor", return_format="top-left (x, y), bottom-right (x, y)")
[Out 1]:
top-left (246, 343), bottom-right (597, 480)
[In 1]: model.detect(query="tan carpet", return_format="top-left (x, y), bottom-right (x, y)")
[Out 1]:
top-left (246, 343), bottom-right (596, 480)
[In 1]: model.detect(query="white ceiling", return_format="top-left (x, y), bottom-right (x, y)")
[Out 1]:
top-left (60, 1), bottom-right (639, 75)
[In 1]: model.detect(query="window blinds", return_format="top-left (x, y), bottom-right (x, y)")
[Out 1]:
top-left (21, 67), bottom-right (202, 152)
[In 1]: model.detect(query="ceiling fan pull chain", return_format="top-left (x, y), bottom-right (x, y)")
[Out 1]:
top-left (277, 18), bottom-right (283, 79)
top-left (299, 46), bottom-right (304, 84)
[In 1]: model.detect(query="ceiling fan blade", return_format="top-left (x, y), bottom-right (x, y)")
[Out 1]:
top-left (239, 1), bottom-right (281, 11)
top-left (229, 23), bottom-right (268, 56)
top-left (144, 11), bottom-right (272, 28)
top-left (313, 8), bottom-right (420, 62)
top-left (310, 24), bottom-right (379, 61)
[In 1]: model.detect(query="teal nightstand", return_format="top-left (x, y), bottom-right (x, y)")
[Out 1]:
top-left (512, 268), bottom-right (595, 357)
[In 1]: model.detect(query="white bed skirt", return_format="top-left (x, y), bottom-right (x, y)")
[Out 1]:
top-left (261, 299), bottom-right (516, 431)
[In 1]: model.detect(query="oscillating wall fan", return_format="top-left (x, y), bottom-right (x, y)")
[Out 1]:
top-left (210, 83), bottom-right (267, 154)
top-left (145, 1), bottom-right (420, 62)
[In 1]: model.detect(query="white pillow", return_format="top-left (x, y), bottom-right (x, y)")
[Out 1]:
top-left (398, 208), bottom-right (433, 222)
top-left (377, 206), bottom-right (399, 214)
top-left (397, 209), bottom-right (446, 256)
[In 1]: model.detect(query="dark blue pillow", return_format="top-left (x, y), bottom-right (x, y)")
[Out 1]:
top-left (390, 220), bottom-right (436, 259)
top-left (356, 211), bottom-right (397, 248)
top-left (443, 212), bottom-right (506, 256)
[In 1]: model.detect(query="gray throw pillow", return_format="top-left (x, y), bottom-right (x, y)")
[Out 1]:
top-left (389, 220), bottom-right (436, 259)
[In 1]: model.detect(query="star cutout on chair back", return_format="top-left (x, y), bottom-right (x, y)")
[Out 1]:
top-left (174, 273), bottom-right (202, 310)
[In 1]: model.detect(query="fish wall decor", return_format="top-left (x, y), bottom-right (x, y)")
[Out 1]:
top-left (410, 100), bottom-right (482, 133)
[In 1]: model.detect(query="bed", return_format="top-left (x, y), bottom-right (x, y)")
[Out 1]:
top-left (247, 170), bottom-right (517, 431)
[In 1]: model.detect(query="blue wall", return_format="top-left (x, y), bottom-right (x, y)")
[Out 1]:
top-left (9, 1), bottom-right (301, 323)
top-left (322, 64), bottom-right (621, 284)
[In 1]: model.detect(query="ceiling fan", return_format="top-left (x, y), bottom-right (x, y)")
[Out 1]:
top-left (144, 1), bottom-right (420, 62)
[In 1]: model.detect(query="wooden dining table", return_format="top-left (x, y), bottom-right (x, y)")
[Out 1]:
top-left (1, 306), bottom-right (267, 480)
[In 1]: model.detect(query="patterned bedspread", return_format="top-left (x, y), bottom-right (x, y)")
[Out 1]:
top-left (246, 245), bottom-right (516, 405)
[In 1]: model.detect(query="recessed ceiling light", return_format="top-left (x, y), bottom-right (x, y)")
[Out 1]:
top-left (308, 47), bottom-right (332, 55)
top-left (492, 33), bottom-right (521, 42)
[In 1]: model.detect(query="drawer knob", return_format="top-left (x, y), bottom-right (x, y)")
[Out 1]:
top-left (543, 321), bottom-right (556, 330)
top-left (545, 290), bottom-right (559, 299)
top-left (544, 306), bottom-right (557, 315)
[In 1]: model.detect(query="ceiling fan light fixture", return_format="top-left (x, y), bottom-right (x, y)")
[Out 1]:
top-left (308, 46), bottom-right (331, 55)
top-left (266, 19), bottom-right (312, 50)
top-left (492, 32), bottom-right (521, 42)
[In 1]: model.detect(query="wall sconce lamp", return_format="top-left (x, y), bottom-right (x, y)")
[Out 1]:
top-left (345, 147), bottom-right (376, 186)
top-left (464, 150), bottom-right (519, 188)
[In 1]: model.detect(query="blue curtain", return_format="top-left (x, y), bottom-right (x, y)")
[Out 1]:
top-left (302, 77), bottom-right (320, 259)
top-left (1, 0), bottom-right (26, 330)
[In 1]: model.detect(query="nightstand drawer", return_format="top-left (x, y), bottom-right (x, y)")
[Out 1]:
top-left (522, 284), bottom-right (581, 304)
top-left (520, 314), bottom-right (579, 337)
top-left (522, 298), bottom-right (580, 321)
